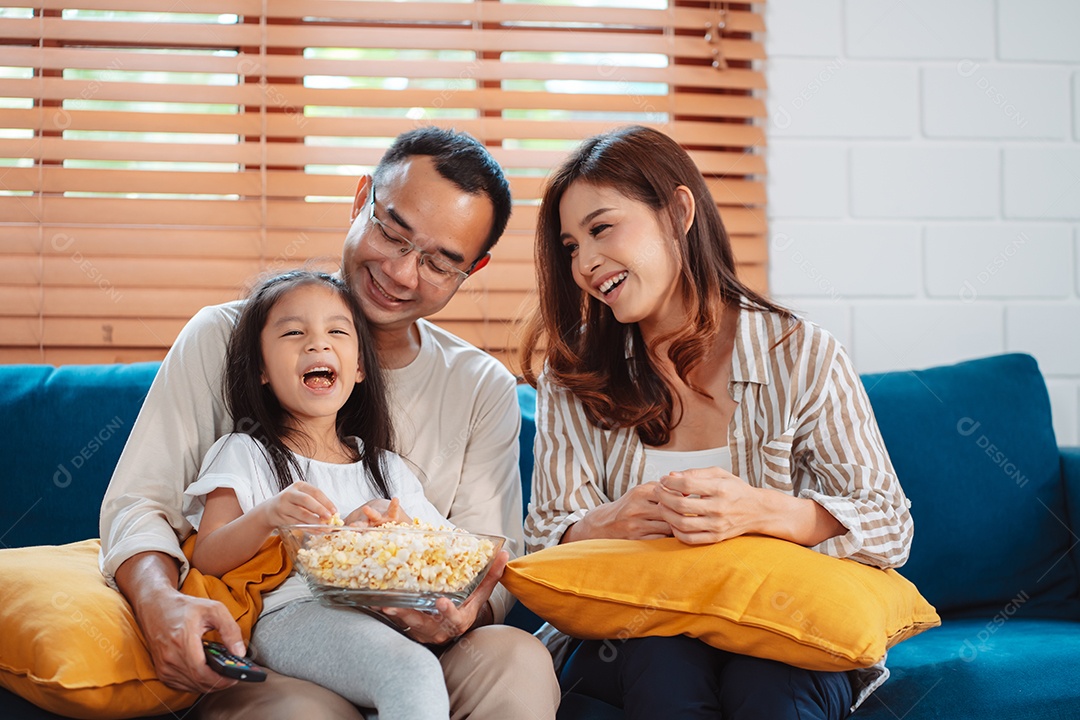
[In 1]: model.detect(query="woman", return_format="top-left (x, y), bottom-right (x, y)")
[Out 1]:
top-left (521, 125), bottom-right (913, 719)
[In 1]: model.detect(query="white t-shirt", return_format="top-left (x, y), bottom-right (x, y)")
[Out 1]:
top-left (183, 433), bottom-right (448, 616)
top-left (642, 445), bottom-right (733, 483)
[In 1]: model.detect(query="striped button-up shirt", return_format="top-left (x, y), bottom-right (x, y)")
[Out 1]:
top-left (523, 304), bottom-right (914, 707)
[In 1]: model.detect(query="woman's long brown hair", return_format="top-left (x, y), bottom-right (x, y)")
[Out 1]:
top-left (521, 125), bottom-right (793, 446)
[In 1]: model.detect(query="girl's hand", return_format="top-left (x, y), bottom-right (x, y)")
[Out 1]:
top-left (254, 481), bottom-right (337, 528)
top-left (344, 497), bottom-right (412, 527)
top-left (562, 481), bottom-right (672, 543)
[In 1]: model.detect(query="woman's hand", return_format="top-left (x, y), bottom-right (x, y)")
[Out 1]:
top-left (344, 497), bottom-right (411, 527)
top-left (656, 468), bottom-right (766, 544)
top-left (254, 480), bottom-right (336, 527)
top-left (658, 467), bottom-right (847, 547)
top-left (562, 481), bottom-right (672, 543)
top-left (378, 549), bottom-right (510, 645)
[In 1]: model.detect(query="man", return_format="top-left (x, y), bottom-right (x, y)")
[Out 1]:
top-left (99, 128), bottom-right (560, 719)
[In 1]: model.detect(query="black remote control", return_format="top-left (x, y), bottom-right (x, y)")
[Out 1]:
top-left (203, 640), bottom-right (267, 682)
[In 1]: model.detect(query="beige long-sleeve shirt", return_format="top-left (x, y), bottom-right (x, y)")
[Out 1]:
top-left (523, 304), bottom-right (914, 707)
top-left (100, 301), bottom-right (523, 621)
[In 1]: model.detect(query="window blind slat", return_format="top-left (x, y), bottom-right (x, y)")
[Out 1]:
top-left (1, 46), bottom-right (251, 74)
top-left (40, 18), bottom-right (260, 47)
top-left (8, 78), bottom-right (264, 105)
top-left (267, 0), bottom-right (763, 33)
top-left (26, 198), bottom-right (264, 226)
top-left (3, 78), bottom-right (765, 118)
top-left (44, 289), bottom-right (236, 320)
top-left (1, 108), bottom-right (260, 135)
top-left (26, 228), bottom-right (341, 260)
top-left (1, 110), bottom-right (770, 143)
top-left (0, 198), bottom-right (43, 224)
top-left (264, 25), bottom-right (764, 61)
top-left (6, 255), bottom-right (262, 289)
top-left (269, 87), bottom-right (765, 118)
top-left (264, 116), bottom-right (768, 143)
top-left (0, 257), bottom-right (41, 287)
top-left (0, 287), bottom-right (39, 316)
top-left (0, 46), bottom-right (765, 89)
top-left (258, 170), bottom-right (765, 206)
top-left (36, 0), bottom-right (262, 13)
top-left (0, 347), bottom-right (169, 364)
top-left (0, 18), bottom-right (43, 42)
top-left (38, 317), bottom-right (190, 348)
top-left (2, 137), bottom-right (261, 165)
top-left (247, 56), bottom-right (760, 87)
top-left (30, 168), bottom-right (263, 196)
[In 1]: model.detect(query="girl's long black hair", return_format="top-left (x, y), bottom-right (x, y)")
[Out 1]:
top-left (223, 270), bottom-right (394, 498)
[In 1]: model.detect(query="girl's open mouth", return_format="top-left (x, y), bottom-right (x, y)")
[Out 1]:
top-left (302, 367), bottom-right (337, 389)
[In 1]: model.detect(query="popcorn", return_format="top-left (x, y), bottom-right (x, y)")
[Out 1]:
top-left (294, 520), bottom-right (496, 594)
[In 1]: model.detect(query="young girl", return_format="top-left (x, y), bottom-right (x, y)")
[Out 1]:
top-left (522, 126), bottom-right (913, 719)
top-left (184, 270), bottom-right (450, 720)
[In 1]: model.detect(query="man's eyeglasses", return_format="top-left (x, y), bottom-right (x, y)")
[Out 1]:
top-left (366, 188), bottom-right (473, 289)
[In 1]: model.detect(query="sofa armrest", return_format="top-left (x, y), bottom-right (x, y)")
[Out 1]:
top-left (1063, 446), bottom-right (1080, 510)
top-left (1063, 446), bottom-right (1080, 478)
top-left (1062, 447), bottom-right (1080, 580)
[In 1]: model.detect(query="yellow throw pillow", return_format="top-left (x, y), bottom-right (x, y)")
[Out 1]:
top-left (0, 540), bottom-right (197, 719)
top-left (502, 536), bottom-right (940, 672)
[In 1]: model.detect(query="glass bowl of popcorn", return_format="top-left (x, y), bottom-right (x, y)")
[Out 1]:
top-left (278, 521), bottom-right (505, 611)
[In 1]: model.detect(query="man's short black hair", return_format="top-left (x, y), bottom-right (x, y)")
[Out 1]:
top-left (374, 127), bottom-right (512, 257)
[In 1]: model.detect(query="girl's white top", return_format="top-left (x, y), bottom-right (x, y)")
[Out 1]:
top-left (184, 432), bottom-right (448, 616)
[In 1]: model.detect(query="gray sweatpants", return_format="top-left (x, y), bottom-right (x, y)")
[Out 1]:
top-left (250, 600), bottom-right (449, 720)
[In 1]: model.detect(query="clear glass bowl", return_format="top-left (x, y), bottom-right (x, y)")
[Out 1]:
top-left (279, 524), bottom-right (504, 611)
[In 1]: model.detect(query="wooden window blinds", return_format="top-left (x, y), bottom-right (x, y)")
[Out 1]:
top-left (0, 1), bottom-right (768, 369)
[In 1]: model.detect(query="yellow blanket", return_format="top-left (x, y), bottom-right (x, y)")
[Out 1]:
top-left (180, 533), bottom-right (294, 643)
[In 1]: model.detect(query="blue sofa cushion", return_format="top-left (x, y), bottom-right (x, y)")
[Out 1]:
top-left (862, 354), bottom-right (1079, 619)
top-left (0, 363), bottom-right (158, 549)
top-left (853, 619), bottom-right (1080, 719)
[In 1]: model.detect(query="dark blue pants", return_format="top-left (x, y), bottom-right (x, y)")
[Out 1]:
top-left (560, 636), bottom-right (853, 720)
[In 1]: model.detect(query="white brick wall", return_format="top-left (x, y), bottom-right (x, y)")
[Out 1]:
top-left (1004, 149), bottom-right (1080, 218)
top-left (924, 224), bottom-right (1073, 299)
top-left (769, 61), bottom-right (916, 138)
top-left (1075, 74), bottom-right (1080, 141)
top-left (845, 0), bottom-right (995, 60)
top-left (851, 147), bottom-right (999, 218)
top-left (767, 144), bottom-right (847, 217)
top-left (852, 304), bottom-right (1005, 374)
top-left (765, 0), bottom-right (1080, 445)
top-left (771, 223), bottom-right (920, 297)
top-left (922, 67), bottom-right (1070, 139)
top-left (998, 0), bottom-right (1080, 62)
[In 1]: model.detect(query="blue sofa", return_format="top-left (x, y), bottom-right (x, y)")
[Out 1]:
top-left (2, 353), bottom-right (1079, 719)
